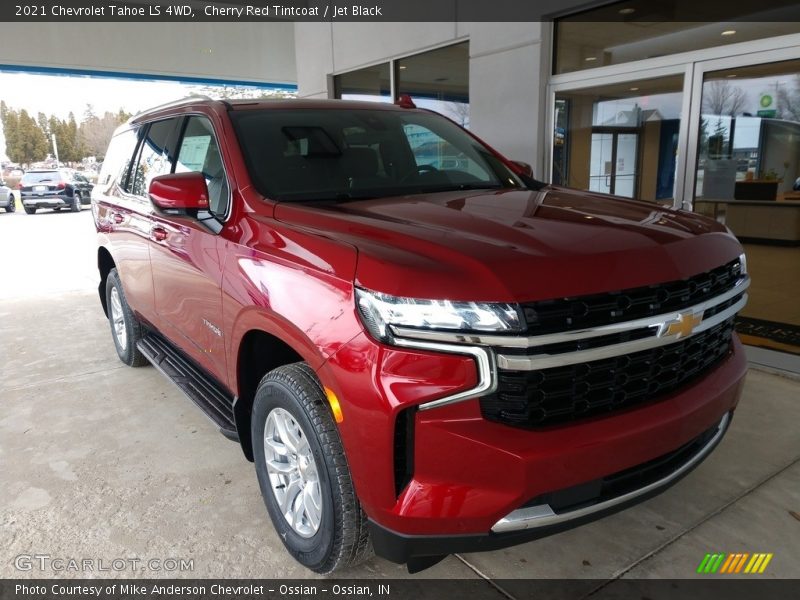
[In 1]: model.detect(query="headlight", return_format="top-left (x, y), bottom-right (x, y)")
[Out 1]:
top-left (355, 288), bottom-right (524, 343)
top-left (738, 252), bottom-right (747, 275)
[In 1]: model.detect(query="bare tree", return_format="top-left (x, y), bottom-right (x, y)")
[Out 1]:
top-left (702, 80), bottom-right (747, 116)
top-left (188, 84), bottom-right (296, 100)
top-left (777, 75), bottom-right (800, 122)
top-left (444, 101), bottom-right (470, 127)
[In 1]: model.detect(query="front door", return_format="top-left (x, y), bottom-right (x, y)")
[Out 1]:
top-left (149, 114), bottom-right (231, 384)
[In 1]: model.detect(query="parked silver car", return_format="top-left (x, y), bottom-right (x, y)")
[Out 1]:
top-left (0, 179), bottom-right (16, 213)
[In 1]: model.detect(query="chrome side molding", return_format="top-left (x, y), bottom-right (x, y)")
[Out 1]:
top-left (490, 412), bottom-right (730, 533)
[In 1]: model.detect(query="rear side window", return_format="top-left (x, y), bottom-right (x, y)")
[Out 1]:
top-left (128, 118), bottom-right (180, 197)
top-left (175, 116), bottom-right (229, 218)
top-left (97, 128), bottom-right (139, 192)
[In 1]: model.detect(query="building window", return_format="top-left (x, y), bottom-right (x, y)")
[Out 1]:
top-left (396, 42), bottom-right (470, 127)
top-left (554, 1), bottom-right (800, 75)
top-left (334, 62), bottom-right (391, 102)
top-left (553, 74), bottom-right (684, 202)
top-left (694, 59), bottom-right (800, 204)
top-left (333, 42), bottom-right (470, 126)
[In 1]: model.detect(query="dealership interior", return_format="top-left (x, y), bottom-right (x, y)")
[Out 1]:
top-left (1, 0), bottom-right (799, 585)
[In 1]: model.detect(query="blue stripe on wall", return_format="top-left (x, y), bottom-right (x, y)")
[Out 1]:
top-left (0, 63), bottom-right (297, 90)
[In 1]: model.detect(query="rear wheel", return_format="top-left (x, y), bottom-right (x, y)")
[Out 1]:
top-left (24, 206), bottom-right (36, 215)
top-left (252, 363), bottom-right (371, 573)
top-left (105, 268), bottom-right (147, 367)
top-left (5, 198), bottom-right (15, 213)
top-left (71, 192), bottom-right (82, 212)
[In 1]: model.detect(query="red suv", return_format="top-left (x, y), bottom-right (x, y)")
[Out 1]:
top-left (93, 97), bottom-right (748, 573)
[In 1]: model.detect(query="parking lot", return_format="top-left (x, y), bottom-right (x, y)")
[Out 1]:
top-left (1, 207), bottom-right (799, 586)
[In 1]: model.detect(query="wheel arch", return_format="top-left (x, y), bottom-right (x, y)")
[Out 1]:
top-left (233, 328), bottom-right (309, 461)
top-left (97, 246), bottom-right (116, 317)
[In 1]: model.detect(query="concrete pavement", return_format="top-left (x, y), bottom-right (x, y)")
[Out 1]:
top-left (1, 209), bottom-right (798, 587)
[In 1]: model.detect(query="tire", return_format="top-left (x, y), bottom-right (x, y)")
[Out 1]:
top-left (53, 207), bottom-right (61, 212)
top-left (24, 206), bottom-right (36, 215)
top-left (252, 363), bottom-right (371, 573)
top-left (5, 199), bottom-right (15, 213)
top-left (105, 268), bottom-right (148, 367)
top-left (71, 192), bottom-right (81, 212)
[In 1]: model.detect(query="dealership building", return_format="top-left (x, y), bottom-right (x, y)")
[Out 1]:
top-left (2, 1), bottom-right (799, 365)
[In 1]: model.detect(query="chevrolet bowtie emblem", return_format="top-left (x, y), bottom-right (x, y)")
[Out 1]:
top-left (664, 311), bottom-right (703, 339)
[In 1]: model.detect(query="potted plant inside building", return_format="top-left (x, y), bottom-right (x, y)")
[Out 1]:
top-left (735, 163), bottom-right (790, 201)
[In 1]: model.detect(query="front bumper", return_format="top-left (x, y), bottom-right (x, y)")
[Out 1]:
top-left (369, 410), bottom-right (731, 565)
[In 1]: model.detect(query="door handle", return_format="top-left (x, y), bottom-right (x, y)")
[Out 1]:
top-left (151, 226), bottom-right (168, 242)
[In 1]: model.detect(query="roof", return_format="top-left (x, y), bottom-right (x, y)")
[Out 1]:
top-left (130, 96), bottom-right (412, 123)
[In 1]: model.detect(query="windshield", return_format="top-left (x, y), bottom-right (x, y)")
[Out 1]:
top-left (22, 171), bottom-right (62, 184)
top-left (230, 108), bottom-right (534, 202)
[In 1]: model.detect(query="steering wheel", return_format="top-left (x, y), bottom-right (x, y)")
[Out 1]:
top-left (400, 163), bottom-right (439, 184)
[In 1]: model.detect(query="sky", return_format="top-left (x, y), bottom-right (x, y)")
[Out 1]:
top-left (0, 71), bottom-right (293, 161)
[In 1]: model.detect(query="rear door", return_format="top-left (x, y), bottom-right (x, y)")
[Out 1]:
top-left (71, 172), bottom-right (94, 201)
top-left (94, 119), bottom-right (181, 323)
top-left (149, 114), bottom-right (231, 384)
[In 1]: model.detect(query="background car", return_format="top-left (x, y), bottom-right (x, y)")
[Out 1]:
top-left (19, 169), bottom-right (94, 214)
top-left (0, 179), bottom-right (15, 213)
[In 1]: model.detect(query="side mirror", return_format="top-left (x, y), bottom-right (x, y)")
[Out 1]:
top-left (511, 160), bottom-right (534, 178)
top-left (148, 172), bottom-right (209, 211)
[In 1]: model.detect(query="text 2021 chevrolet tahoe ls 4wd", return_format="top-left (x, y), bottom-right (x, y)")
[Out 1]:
top-left (93, 97), bottom-right (748, 573)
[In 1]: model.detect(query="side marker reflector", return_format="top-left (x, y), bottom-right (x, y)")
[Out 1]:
top-left (324, 387), bottom-right (344, 423)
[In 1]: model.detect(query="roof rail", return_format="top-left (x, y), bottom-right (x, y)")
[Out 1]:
top-left (129, 95), bottom-right (214, 122)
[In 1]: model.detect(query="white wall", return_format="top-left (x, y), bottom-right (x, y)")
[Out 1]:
top-left (294, 22), bottom-right (549, 173)
top-left (0, 22), bottom-right (297, 85)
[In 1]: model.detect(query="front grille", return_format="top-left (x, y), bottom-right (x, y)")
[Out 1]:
top-left (521, 258), bottom-right (743, 334)
top-left (480, 317), bottom-right (735, 428)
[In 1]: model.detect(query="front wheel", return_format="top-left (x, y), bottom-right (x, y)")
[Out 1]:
top-left (252, 363), bottom-right (371, 573)
top-left (24, 206), bottom-right (36, 215)
top-left (105, 268), bottom-right (148, 367)
top-left (71, 192), bottom-right (82, 212)
top-left (5, 199), bottom-right (15, 213)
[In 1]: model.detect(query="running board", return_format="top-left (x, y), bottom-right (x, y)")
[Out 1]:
top-left (137, 333), bottom-right (238, 441)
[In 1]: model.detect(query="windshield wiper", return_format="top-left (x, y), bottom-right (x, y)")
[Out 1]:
top-left (284, 192), bottom-right (378, 203)
top-left (420, 183), bottom-right (504, 194)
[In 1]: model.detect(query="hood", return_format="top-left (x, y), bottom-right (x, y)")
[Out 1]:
top-left (274, 186), bottom-right (742, 302)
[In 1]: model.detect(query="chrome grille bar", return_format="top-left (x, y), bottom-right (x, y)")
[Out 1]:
top-left (397, 276), bottom-right (748, 411)
top-left (497, 293), bottom-right (746, 371)
top-left (391, 276), bottom-right (749, 349)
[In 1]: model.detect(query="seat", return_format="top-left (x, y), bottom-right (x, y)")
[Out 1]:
top-left (340, 147), bottom-right (385, 190)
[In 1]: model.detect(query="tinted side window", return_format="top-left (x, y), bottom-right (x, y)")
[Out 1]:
top-left (175, 116), bottom-right (229, 218)
top-left (128, 118), bottom-right (180, 197)
top-left (97, 128), bottom-right (138, 193)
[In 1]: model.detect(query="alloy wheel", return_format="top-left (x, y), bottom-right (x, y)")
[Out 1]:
top-left (109, 286), bottom-right (127, 349)
top-left (263, 407), bottom-right (323, 538)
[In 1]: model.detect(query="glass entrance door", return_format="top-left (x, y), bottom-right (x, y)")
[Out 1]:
top-left (589, 130), bottom-right (639, 197)
top-left (553, 74), bottom-right (684, 203)
top-left (690, 57), bottom-right (800, 356)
